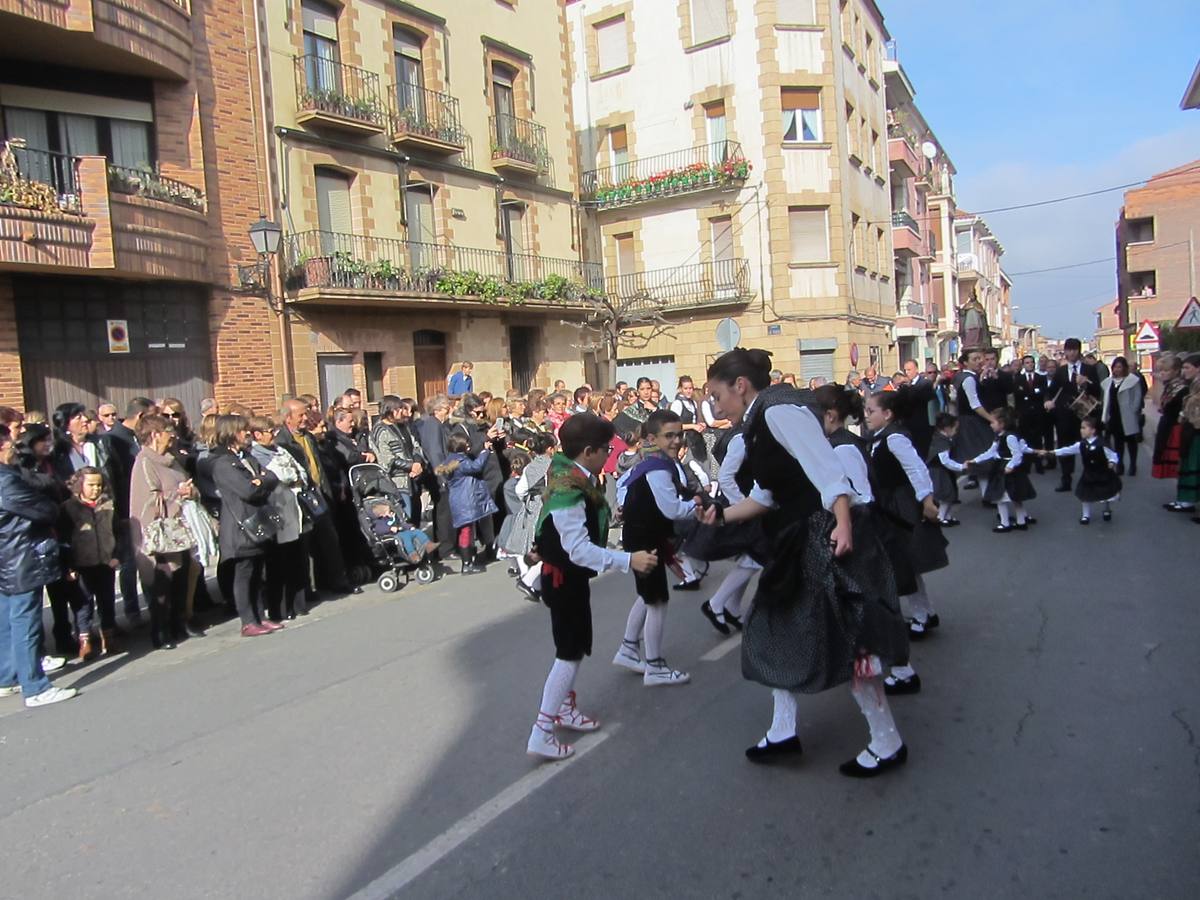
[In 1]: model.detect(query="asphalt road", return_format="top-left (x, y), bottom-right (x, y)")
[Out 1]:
top-left (1, 465), bottom-right (1198, 900)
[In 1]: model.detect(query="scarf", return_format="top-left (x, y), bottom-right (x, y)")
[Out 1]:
top-left (535, 453), bottom-right (610, 541)
top-left (1160, 376), bottom-right (1188, 412)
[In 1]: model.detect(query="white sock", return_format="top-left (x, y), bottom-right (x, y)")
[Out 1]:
top-left (516, 555), bottom-right (531, 577)
top-left (535, 658), bottom-right (579, 729)
top-left (899, 576), bottom-right (934, 623)
top-left (998, 501), bottom-right (1012, 527)
top-left (519, 561), bottom-right (542, 590)
top-left (850, 676), bottom-right (903, 761)
top-left (890, 664), bottom-right (916, 681)
top-left (938, 501), bottom-right (952, 521)
top-left (1081, 502), bottom-right (1092, 519)
top-left (766, 689), bottom-right (798, 742)
top-left (1103, 500), bottom-right (1112, 513)
top-left (678, 554), bottom-right (700, 582)
top-left (643, 603), bottom-right (667, 661)
top-left (622, 597), bottom-right (647, 645)
top-left (1013, 503), bottom-right (1027, 525)
top-left (708, 565), bottom-right (754, 616)
top-left (978, 476), bottom-right (990, 497)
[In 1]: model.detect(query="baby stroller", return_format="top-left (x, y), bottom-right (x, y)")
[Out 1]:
top-left (349, 463), bottom-right (436, 592)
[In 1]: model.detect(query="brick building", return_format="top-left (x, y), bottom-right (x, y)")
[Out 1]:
top-left (0, 0), bottom-right (277, 414)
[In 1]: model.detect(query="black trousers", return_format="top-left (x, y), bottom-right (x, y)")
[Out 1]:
top-left (432, 482), bottom-right (456, 560)
top-left (1108, 429), bottom-right (1140, 474)
top-left (45, 579), bottom-right (78, 654)
top-left (116, 519), bottom-right (143, 620)
top-left (72, 565), bottom-right (117, 635)
top-left (141, 553), bottom-right (189, 642)
top-left (265, 539), bottom-right (309, 619)
top-left (309, 511), bottom-right (351, 591)
top-left (1056, 412), bottom-right (1081, 484)
top-left (231, 555), bottom-right (266, 626)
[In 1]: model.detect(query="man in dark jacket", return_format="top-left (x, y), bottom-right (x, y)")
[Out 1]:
top-left (275, 400), bottom-right (360, 595)
top-left (0, 425), bottom-right (78, 708)
top-left (107, 397), bottom-right (154, 625)
top-left (370, 396), bottom-right (425, 522)
top-left (899, 359), bottom-right (937, 457)
top-left (1045, 338), bottom-right (1102, 491)
top-left (414, 394), bottom-right (454, 562)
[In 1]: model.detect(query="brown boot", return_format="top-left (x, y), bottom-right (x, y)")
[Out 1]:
top-left (74, 634), bottom-right (93, 665)
top-left (99, 630), bottom-right (114, 656)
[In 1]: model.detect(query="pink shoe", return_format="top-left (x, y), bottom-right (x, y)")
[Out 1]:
top-left (260, 620), bottom-right (285, 632)
top-left (241, 623), bottom-right (271, 637)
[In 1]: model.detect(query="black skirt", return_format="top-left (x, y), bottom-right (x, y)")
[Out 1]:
top-left (952, 415), bottom-right (994, 462)
top-left (929, 466), bottom-right (959, 505)
top-left (741, 507), bottom-right (908, 694)
top-left (1075, 470), bottom-right (1122, 503)
top-left (981, 460), bottom-right (1038, 504)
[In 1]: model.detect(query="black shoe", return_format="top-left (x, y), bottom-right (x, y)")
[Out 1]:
top-left (839, 744), bottom-right (908, 778)
top-left (1014, 522), bottom-right (1028, 531)
top-left (723, 610), bottom-right (744, 631)
top-left (963, 478), bottom-right (979, 490)
top-left (506, 564), bottom-right (519, 578)
top-left (1102, 509), bottom-right (1112, 521)
top-left (673, 579), bottom-right (702, 591)
top-left (907, 619), bottom-right (929, 640)
top-left (700, 600), bottom-right (730, 636)
top-left (940, 517), bottom-right (960, 527)
top-left (745, 734), bottom-right (803, 762)
top-left (1164, 502), bottom-right (1195, 512)
top-left (515, 580), bottom-right (541, 602)
top-left (461, 562), bottom-right (486, 575)
top-left (993, 524), bottom-right (1014, 533)
top-left (184, 624), bottom-right (206, 639)
top-left (1024, 516), bottom-right (1037, 525)
top-left (925, 614), bottom-right (940, 630)
top-left (1080, 516), bottom-right (1090, 525)
top-left (884, 673), bottom-right (922, 695)
top-left (1055, 483), bottom-right (1072, 492)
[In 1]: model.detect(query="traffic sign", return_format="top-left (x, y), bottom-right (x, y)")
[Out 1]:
top-left (1175, 297), bottom-right (1200, 330)
top-left (1133, 320), bottom-right (1161, 351)
top-left (715, 317), bottom-right (741, 352)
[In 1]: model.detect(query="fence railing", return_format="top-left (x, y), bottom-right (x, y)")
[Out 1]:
top-left (489, 114), bottom-right (550, 171)
top-left (891, 210), bottom-right (919, 233)
top-left (606, 258), bottom-right (752, 312)
top-left (2, 145), bottom-right (83, 214)
top-left (283, 230), bottom-right (603, 302)
top-left (295, 55), bottom-right (385, 128)
top-left (388, 82), bottom-right (466, 148)
top-left (107, 164), bottom-right (205, 212)
top-left (581, 141), bottom-right (750, 207)
top-left (901, 301), bottom-right (925, 318)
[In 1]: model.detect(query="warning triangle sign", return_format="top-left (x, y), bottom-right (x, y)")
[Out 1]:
top-left (1134, 320), bottom-right (1161, 347)
top-left (1176, 297), bottom-right (1200, 331)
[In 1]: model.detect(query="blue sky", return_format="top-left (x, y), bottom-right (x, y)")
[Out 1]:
top-left (883, 0), bottom-right (1200, 337)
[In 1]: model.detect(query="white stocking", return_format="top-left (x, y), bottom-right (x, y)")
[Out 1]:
top-left (519, 560), bottom-right (542, 591)
top-left (622, 597), bottom-right (647, 644)
top-left (890, 664), bottom-right (916, 680)
top-left (536, 658), bottom-right (579, 725)
top-left (767, 689), bottom-right (798, 742)
top-left (1081, 502), bottom-right (1093, 519)
top-left (937, 501), bottom-right (952, 521)
top-left (899, 575), bottom-right (934, 623)
top-left (643, 603), bottom-right (667, 661)
top-left (708, 564), bottom-right (754, 616)
top-left (1013, 503), bottom-right (1027, 525)
top-left (850, 676), bottom-right (903, 760)
top-left (997, 501), bottom-right (1012, 527)
top-left (678, 554), bottom-right (701, 582)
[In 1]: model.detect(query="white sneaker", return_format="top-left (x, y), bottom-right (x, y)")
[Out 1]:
top-left (643, 659), bottom-right (690, 687)
top-left (0, 684), bottom-right (20, 698)
top-left (526, 722), bottom-right (574, 761)
top-left (41, 656), bottom-right (67, 673)
top-left (557, 691), bottom-right (601, 732)
top-left (24, 686), bottom-right (78, 708)
top-left (612, 642), bottom-right (646, 674)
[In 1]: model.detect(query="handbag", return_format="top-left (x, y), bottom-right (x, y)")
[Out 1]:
top-left (140, 485), bottom-right (196, 555)
top-left (238, 507), bottom-right (283, 545)
top-left (297, 485), bottom-right (328, 518)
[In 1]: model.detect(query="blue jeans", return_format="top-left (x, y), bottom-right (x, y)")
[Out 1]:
top-left (0, 590), bottom-right (51, 696)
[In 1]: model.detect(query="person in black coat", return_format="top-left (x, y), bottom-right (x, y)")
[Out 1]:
top-left (898, 360), bottom-right (937, 457)
top-left (209, 415), bottom-right (280, 636)
top-left (414, 395), bottom-right (455, 563)
top-left (976, 349), bottom-right (1012, 414)
top-left (445, 394), bottom-right (506, 555)
top-left (1013, 355), bottom-right (1050, 472)
top-left (104, 397), bottom-right (155, 624)
top-left (1045, 338), bottom-right (1102, 491)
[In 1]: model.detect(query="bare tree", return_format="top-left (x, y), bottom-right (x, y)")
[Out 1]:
top-left (564, 289), bottom-right (675, 387)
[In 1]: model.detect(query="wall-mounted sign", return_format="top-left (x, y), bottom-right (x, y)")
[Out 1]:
top-left (767, 324), bottom-right (782, 336)
top-left (107, 320), bottom-right (130, 354)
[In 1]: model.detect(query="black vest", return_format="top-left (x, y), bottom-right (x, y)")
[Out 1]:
top-left (869, 425), bottom-right (922, 527)
top-left (675, 396), bottom-right (707, 460)
top-left (1079, 439), bottom-right (1109, 476)
top-left (738, 385), bottom-right (823, 525)
top-left (537, 494), bottom-right (603, 580)
top-left (954, 370), bottom-right (980, 411)
top-left (622, 457), bottom-right (688, 551)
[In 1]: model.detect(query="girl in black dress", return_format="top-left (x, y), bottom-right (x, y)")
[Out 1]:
top-left (1042, 415), bottom-right (1121, 524)
top-left (926, 414), bottom-right (968, 525)
top-left (702, 350), bottom-right (909, 778)
top-left (968, 408), bottom-right (1037, 533)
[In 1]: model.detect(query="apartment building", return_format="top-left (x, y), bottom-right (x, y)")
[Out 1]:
top-left (953, 211), bottom-right (1013, 358)
top-left (882, 40), bottom-right (947, 367)
top-left (566, 0), bottom-right (896, 388)
top-left (1093, 301), bottom-right (1124, 361)
top-left (263, 0), bottom-right (589, 406)
top-left (0, 0), bottom-right (273, 412)
top-left (1115, 160), bottom-right (1200, 366)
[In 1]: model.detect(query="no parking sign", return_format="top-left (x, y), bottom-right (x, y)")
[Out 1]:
top-left (107, 320), bottom-right (130, 354)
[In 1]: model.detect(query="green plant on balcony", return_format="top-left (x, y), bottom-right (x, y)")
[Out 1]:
top-left (367, 258), bottom-right (405, 290)
top-left (1, 139), bottom-right (76, 216)
top-left (107, 165), bottom-right (205, 212)
top-left (592, 155), bottom-right (752, 206)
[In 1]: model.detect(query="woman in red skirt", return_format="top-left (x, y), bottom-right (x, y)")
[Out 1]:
top-left (1152, 354), bottom-right (1188, 480)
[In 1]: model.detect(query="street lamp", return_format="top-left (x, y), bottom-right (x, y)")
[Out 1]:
top-left (245, 214), bottom-right (293, 394)
top-left (248, 215), bottom-right (282, 255)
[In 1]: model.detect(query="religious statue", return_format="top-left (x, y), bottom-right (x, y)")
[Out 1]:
top-left (957, 291), bottom-right (992, 351)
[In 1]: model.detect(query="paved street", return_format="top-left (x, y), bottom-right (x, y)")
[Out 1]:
top-left (2, 468), bottom-right (1198, 900)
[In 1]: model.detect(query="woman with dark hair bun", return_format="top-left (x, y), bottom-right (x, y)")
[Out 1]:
top-left (702, 349), bottom-right (910, 778)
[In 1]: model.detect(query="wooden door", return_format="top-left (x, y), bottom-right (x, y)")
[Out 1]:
top-left (413, 329), bottom-right (447, 406)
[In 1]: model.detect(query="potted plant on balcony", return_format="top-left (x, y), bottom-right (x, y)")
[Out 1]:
top-left (368, 258), bottom-right (404, 291)
top-left (285, 252), bottom-right (311, 291)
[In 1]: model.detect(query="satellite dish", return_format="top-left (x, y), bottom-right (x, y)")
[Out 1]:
top-left (921, 141), bottom-right (938, 160)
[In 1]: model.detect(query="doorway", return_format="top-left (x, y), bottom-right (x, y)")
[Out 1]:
top-left (509, 325), bottom-right (539, 393)
top-left (317, 353), bottom-right (355, 412)
top-left (413, 329), bottom-right (447, 406)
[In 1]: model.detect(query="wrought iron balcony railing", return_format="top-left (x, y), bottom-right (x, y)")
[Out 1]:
top-left (388, 82), bottom-right (467, 149)
top-left (295, 55), bottom-right (385, 128)
top-left (107, 164), bottom-right (205, 212)
top-left (283, 230), bottom-right (602, 302)
top-left (581, 141), bottom-right (750, 208)
top-left (490, 114), bottom-right (550, 172)
top-left (606, 258), bottom-right (753, 312)
top-left (1, 145), bottom-right (83, 215)
top-left (891, 210), bottom-right (919, 232)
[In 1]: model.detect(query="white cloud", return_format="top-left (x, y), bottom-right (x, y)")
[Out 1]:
top-left (955, 122), bottom-right (1200, 337)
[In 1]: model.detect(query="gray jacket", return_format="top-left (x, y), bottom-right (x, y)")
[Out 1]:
top-left (369, 420), bottom-right (424, 491)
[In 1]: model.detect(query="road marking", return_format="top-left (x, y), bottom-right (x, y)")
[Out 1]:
top-left (700, 634), bottom-right (741, 662)
top-left (346, 724), bottom-right (620, 900)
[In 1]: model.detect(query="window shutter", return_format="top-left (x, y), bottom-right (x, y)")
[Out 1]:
top-left (316, 170), bottom-right (352, 234)
top-left (799, 349), bottom-right (835, 384)
top-left (595, 17), bottom-right (628, 71)
top-left (405, 186), bottom-right (436, 244)
top-left (609, 126), bottom-right (628, 152)
top-left (302, 0), bottom-right (338, 40)
top-left (789, 208), bottom-right (828, 263)
top-left (710, 217), bottom-right (734, 262)
top-left (782, 88), bottom-right (820, 110)
top-left (690, 0), bottom-right (728, 44)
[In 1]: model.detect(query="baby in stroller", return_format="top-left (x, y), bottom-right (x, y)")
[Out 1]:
top-left (350, 463), bottom-right (436, 590)
top-left (368, 501), bottom-right (429, 563)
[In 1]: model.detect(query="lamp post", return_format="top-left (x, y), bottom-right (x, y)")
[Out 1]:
top-left (246, 215), bottom-right (292, 394)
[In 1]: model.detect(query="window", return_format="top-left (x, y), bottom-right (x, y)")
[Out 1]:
top-left (782, 89), bottom-right (821, 142)
top-left (788, 207), bottom-right (829, 263)
top-left (690, 0), bottom-right (728, 45)
top-left (840, 1), bottom-right (853, 51)
top-left (393, 28), bottom-right (425, 117)
top-left (778, 0), bottom-right (816, 25)
top-left (503, 203), bottom-right (528, 280)
top-left (955, 230), bottom-right (972, 255)
top-left (405, 184), bottom-right (435, 269)
top-left (850, 213), bottom-right (862, 267)
top-left (876, 227), bottom-right (886, 274)
top-left (609, 126), bottom-right (629, 175)
top-left (1126, 217), bottom-right (1155, 243)
top-left (492, 63), bottom-right (517, 144)
top-left (869, 128), bottom-right (879, 172)
top-left (865, 33), bottom-right (875, 79)
top-left (364, 352), bottom-right (384, 403)
top-left (710, 216), bottom-right (734, 262)
top-left (704, 101), bottom-right (727, 154)
top-left (302, 0), bottom-right (340, 93)
top-left (2, 104), bottom-right (153, 171)
top-left (614, 232), bottom-right (637, 297)
top-left (845, 103), bottom-right (858, 159)
top-left (315, 167), bottom-right (352, 253)
top-left (799, 343), bottom-right (836, 383)
top-left (595, 16), bottom-right (629, 72)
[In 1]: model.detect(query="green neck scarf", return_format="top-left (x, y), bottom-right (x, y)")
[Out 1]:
top-left (535, 453), bottom-right (610, 541)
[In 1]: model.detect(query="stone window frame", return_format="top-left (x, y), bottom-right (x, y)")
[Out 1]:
top-left (483, 43), bottom-right (535, 120)
top-left (588, 110), bottom-right (637, 174)
top-left (695, 202), bottom-right (748, 271)
top-left (677, 0), bottom-right (735, 53)
top-left (498, 185), bottom-right (543, 256)
top-left (601, 220), bottom-right (645, 282)
top-left (689, 85), bottom-right (739, 150)
top-left (382, 10), bottom-right (448, 99)
top-left (584, 3), bottom-right (636, 81)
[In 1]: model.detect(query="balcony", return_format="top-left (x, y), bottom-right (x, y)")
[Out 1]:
top-left (387, 84), bottom-right (466, 154)
top-left (898, 301), bottom-right (926, 319)
top-left (282, 229), bottom-right (602, 309)
top-left (957, 252), bottom-right (979, 275)
top-left (0, 0), bottom-right (192, 80)
top-left (1, 144), bottom-right (206, 279)
top-left (892, 210), bottom-right (921, 256)
top-left (607, 259), bottom-right (753, 312)
top-left (294, 56), bottom-right (386, 135)
top-left (581, 142), bottom-right (751, 210)
top-left (887, 125), bottom-right (921, 179)
top-left (489, 114), bottom-right (550, 176)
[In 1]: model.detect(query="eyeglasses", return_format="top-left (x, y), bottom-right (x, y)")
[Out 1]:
top-left (165, 411), bottom-right (183, 419)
